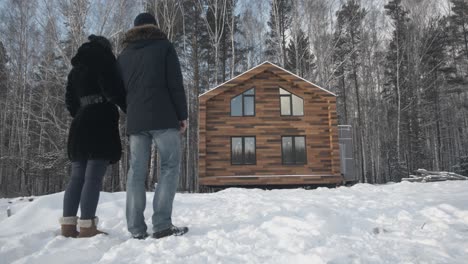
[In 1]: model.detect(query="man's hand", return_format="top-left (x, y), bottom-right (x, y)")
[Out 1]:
top-left (179, 120), bottom-right (187, 134)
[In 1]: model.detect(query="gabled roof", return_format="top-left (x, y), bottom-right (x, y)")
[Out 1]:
top-left (199, 61), bottom-right (336, 102)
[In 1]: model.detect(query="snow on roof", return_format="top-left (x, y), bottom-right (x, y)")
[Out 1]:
top-left (199, 61), bottom-right (336, 98)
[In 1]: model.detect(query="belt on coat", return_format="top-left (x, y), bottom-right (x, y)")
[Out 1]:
top-left (80, 95), bottom-right (106, 107)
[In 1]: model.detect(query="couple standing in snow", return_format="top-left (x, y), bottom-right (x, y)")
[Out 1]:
top-left (58, 13), bottom-right (188, 240)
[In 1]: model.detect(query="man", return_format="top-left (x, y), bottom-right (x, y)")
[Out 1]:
top-left (118, 13), bottom-right (188, 240)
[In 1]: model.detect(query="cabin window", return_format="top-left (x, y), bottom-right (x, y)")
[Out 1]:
top-left (279, 87), bottom-right (304, 116)
top-left (282, 136), bottom-right (307, 165)
top-left (231, 88), bottom-right (255, 116)
top-left (231, 136), bottom-right (256, 165)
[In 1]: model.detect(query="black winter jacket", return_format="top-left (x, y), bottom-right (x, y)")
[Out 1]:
top-left (66, 41), bottom-right (126, 163)
top-left (117, 25), bottom-right (187, 135)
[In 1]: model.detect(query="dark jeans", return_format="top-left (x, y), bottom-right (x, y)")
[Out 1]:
top-left (63, 160), bottom-right (109, 220)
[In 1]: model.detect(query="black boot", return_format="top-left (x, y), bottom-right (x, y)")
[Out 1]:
top-left (153, 225), bottom-right (188, 239)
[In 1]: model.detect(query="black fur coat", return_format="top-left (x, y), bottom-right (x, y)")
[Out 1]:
top-left (66, 40), bottom-right (126, 163)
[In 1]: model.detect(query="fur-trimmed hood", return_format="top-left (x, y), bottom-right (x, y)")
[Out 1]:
top-left (121, 25), bottom-right (167, 48)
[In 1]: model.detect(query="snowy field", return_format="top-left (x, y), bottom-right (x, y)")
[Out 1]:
top-left (1, 181), bottom-right (468, 264)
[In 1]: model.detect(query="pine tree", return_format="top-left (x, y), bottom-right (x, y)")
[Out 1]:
top-left (180, 0), bottom-right (211, 192)
top-left (332, 14), bottom-right (349, 125)
top-left (383, 0), bottom-right (410, 181)
top-left (332, 0), bottom-right (366, 124)
top-left (449, 0), bottom-right (468, 60)
top-left (419, 18), bottom-right (448, 171)
top-left (453, 156), bottom-right (468, 176)
top-left (0, 41), bottom-right (7, 100)
top-left (286, 29), bottom-right (316, 78)
top-left (0, 40), bottom-right (8, 196)
top-left (332, 0), bottom-right (367, 182)
top-left (444, 0), bottom-right (468, 87)
top-left (265, 0), bottom-right (292, 66)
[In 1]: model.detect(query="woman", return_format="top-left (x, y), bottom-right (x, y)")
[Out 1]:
top-left (59, 35), bottom-right (126, 238)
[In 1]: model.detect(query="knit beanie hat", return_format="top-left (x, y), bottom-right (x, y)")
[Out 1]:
top-left (134, 13), bottom-right (157, 27)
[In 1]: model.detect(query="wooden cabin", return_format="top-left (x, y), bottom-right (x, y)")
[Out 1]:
top-left (198, 61), bottom-right (342, 188)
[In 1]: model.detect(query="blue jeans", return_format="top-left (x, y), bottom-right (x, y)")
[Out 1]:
top-left (126, 129), bottom-right (181, 235)
top-left (63, 160), bottom-right (109, 219)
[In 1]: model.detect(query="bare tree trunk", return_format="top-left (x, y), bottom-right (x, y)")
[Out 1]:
top-left (396, 33), bottom-right (402, 163)
top-left (230, 2), bottom-right (236, 79)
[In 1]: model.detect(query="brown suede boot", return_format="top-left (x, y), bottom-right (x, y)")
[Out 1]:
top-left (77, 217), bottom-right (108, 238)
top-left (59, 216), bottom-right (79, 238)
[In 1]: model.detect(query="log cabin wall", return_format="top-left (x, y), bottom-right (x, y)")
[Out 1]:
top-left (199, 63), bottom-right (340, 186)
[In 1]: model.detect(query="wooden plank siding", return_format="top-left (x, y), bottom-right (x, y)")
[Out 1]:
top-left (199, 62), bottom-right (342, 186)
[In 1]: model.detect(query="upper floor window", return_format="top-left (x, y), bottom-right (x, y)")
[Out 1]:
top-left (279, 87), bottom-right (304, 116)
top-left (231, 88), bottom-right (255, 116)
top-left (282, 136), bottom-right (307, 165)
top-left (231, 136), bottom-right (256, 165)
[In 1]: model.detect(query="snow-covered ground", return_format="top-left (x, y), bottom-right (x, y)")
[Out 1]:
top-left (0, 197), bottom-right (36, 223)
top-left (1, 181), bottom-right (468, 264)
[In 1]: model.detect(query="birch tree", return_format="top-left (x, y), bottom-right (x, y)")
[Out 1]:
top-left (146, 0), bottom-right (183, 42)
